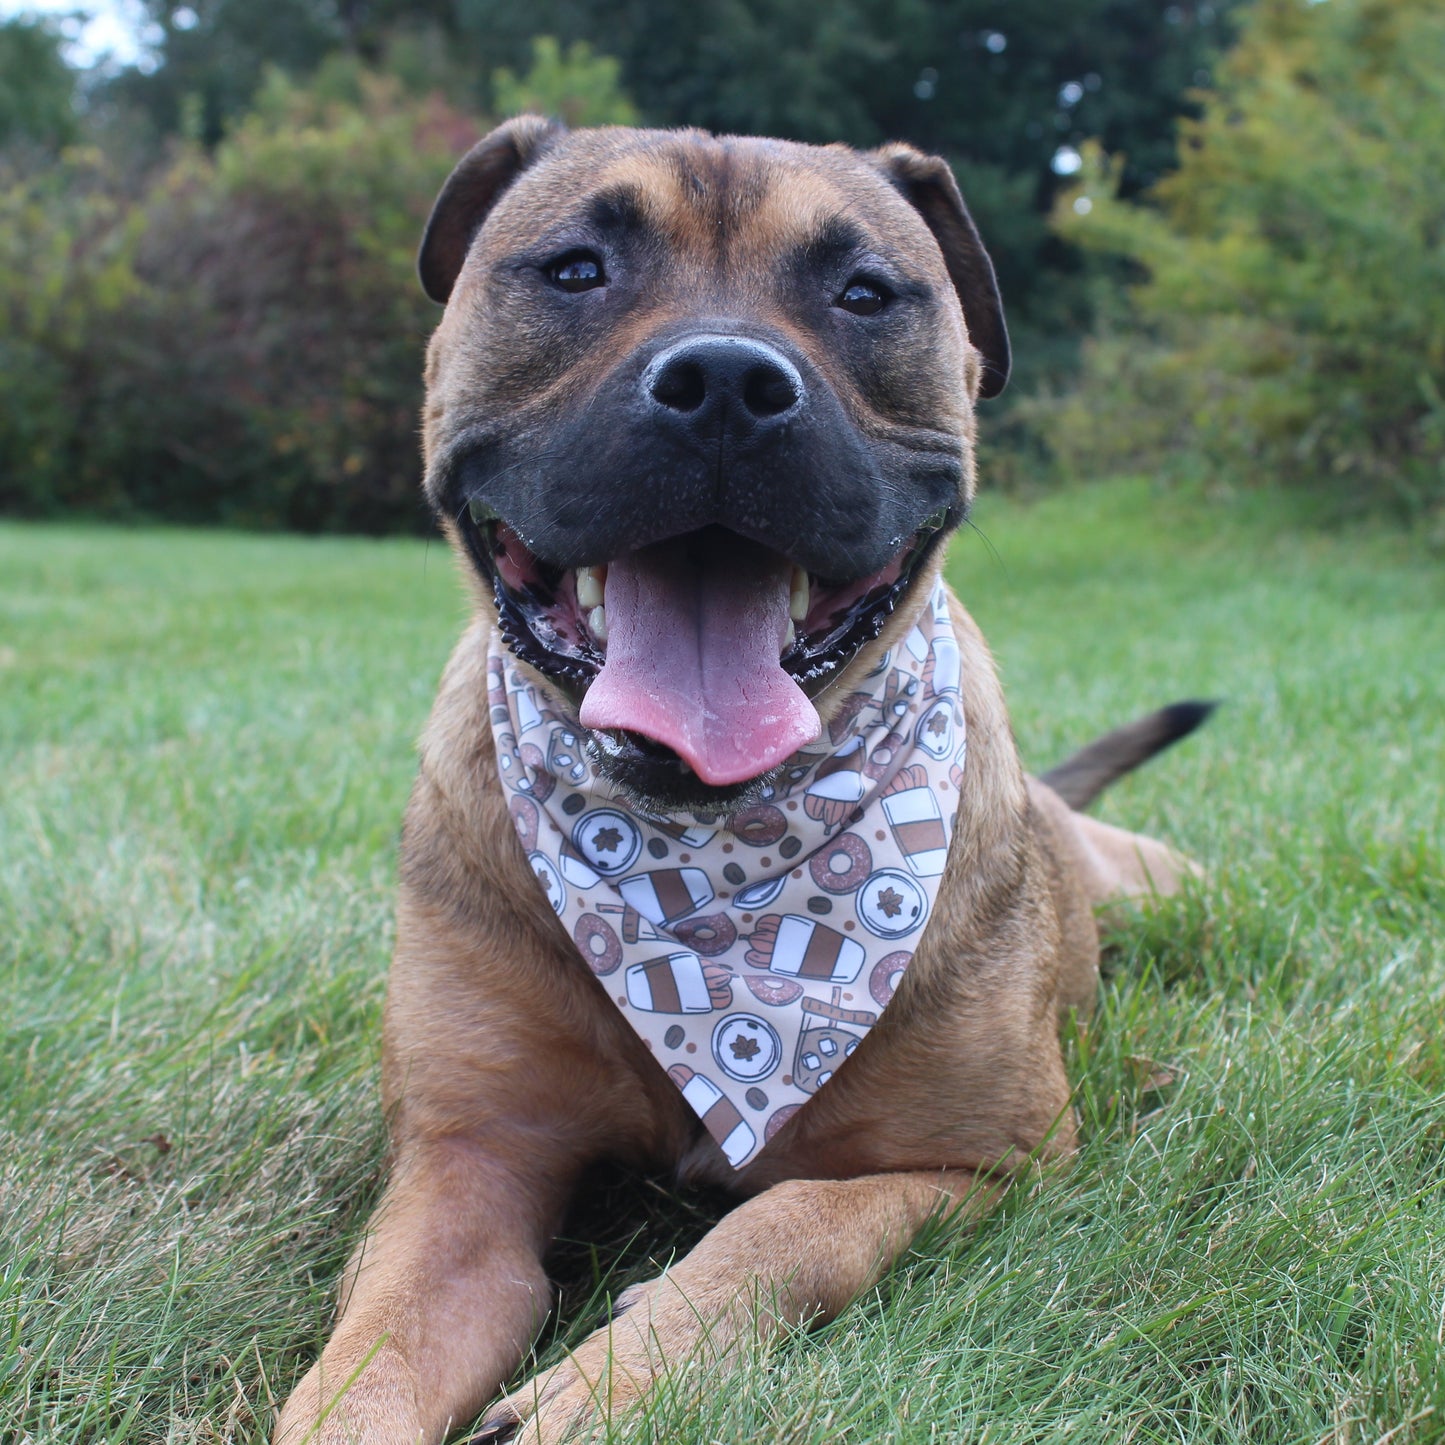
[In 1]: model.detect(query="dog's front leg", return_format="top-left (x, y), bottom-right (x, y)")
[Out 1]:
top-left (275, 1135), bottom-right (568, 1445)
top-left (479, 1168), bottom-right (1000, 1444)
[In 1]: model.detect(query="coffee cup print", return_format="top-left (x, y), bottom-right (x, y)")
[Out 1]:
top-left (624, 952), bottom-right (732, 1013)
top-left (668, 1065), bottom-right (756, 1167)
top-left (618, 867), bottom-right (715, 927)
top-left (880, 765), bottom-right (950, 877)
top-left (745, 914), bottom-right (866, 985)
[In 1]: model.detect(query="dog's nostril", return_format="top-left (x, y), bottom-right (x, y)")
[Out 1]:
top-left (743, 364), bottom-right (800, 418)
top-left (650, 360), bottom-right (707, 413)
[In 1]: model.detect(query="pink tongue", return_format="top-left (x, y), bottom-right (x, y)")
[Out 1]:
top-left (579, 537), bottom-right (821, 786)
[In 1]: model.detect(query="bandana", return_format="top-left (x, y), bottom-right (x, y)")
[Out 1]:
top-left (488, 583), bottom-right (966, 1169)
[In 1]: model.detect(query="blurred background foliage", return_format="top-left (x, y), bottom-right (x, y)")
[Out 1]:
top-left (0, 0), bottom-right (1439, 531)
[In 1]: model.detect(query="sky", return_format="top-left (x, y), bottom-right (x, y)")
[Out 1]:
top-left (0, 0), bottom-right (158, 69)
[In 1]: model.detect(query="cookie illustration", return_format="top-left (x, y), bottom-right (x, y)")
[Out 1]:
top-left (856, 868), bottom-right (928, 939)
top-left (572, 807), bottom-right (643, 876)
top-left (711, 1013), bottom-right (783, 1083)
top-left (526, 852), bottom-right (566, 915)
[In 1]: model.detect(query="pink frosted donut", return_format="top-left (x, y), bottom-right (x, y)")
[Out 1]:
top-left (673, 913), bottom-right (738, 957)
top-left (508, 795), bottom-right (539, 851)
top-left (728, 804), bottom-right (786, 847)
top-left (869, 950), bottom-right (912, 1008)
top-left (808, 832), bottom-right (873, 894)
top-left (574, 913), bottom-right (622, 976)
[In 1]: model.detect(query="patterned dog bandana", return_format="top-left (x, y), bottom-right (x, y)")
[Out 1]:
top-left (488, 583), bottom-right (966, 1169)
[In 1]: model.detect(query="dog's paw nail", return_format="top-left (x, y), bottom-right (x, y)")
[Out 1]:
top-left (467, 1413), bottom-right (522, 1443)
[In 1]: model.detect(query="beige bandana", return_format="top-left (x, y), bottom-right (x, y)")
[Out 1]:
top-left (488, 583), bottom-right (965, 1169)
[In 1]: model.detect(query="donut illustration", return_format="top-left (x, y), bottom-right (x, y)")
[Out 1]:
top-left (792, 988), bottom-right (876, 1094)
top-left (711, 1013), bottom-right (783, 1083)
top-left (869, 950), bottom-right (913, 1007)
top-left (727, 804), bottom-right (786, 847)
top-left (926, 634), bottom-right (961, 698)
top-left (508, 794), bottom-right (539, 851)
top-left (745, 914), bottom-right (866, 985)
top-left (807, 832), bottom-right (873, 894)
top-left (518, 742), bottom-right (554, 802)
top-left (547, 726), bottom-right (588, 786)
top-left (856, 868), bottom-right (929, 939)
top-left (764, 1103), bottom-right (801, 1143)
top-left (880, 765), bottom-right (950, 877)
top-left (674, 913), bottom-right (738, 957)
top-left (625, 952), bottom-right (731, 1013)
top-left (618, 867), bottom-right (714, 926)
top-left (526, 852), bottom-right (566, 915)
top-left (574, 913), bottom-right (623, 975)
top-left (915, 699), bottom-right (955, 760)
top-left (667, 1065), bottom-right (756, 1167)
top-left (804, 736), bottom-right (866, 828)
top-left (744, 975), bottom-right (805, 1007)
top-left (572, 807), bottom-right (642, 876)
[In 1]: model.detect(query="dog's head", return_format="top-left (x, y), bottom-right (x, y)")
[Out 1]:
top-left (419, 120), bottom-right (1007, 813)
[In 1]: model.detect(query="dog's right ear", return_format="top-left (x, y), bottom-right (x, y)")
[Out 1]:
top-left (418, 115), bottom-right (566, 304)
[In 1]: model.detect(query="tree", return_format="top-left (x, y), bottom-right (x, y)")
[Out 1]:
top-left (0, 17), bottom-right (79, 150)
top-left (1049, 0), bottom-right (1445, 513)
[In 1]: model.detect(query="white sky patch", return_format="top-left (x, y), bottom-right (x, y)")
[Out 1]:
top-left (0, 0), bottom-right (157, 69)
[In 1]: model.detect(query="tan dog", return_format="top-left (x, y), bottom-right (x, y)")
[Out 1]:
top-left (274, 118), bottom-right (1207, 1445)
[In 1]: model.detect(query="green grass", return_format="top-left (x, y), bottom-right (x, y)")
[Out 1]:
top-left (3, 477), bottom-right (1442, 1443)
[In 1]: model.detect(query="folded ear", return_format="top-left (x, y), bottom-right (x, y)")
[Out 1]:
top-left (869, 144), bottom-right (1010, 399)
top-left (418, 115), bottom-right (566, 304)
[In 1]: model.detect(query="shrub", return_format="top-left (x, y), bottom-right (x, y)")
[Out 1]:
top-left (1042, 0), bottom-right (1445, 516)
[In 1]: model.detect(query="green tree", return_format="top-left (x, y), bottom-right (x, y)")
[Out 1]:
top-left (1049, 0), bottom-right (1445, 514)
top-left (0, 17), bottom-right (79, 150)
top-left (493, 36), bottom-right (638, 128)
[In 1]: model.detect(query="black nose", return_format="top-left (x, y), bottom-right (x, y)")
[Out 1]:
top-left (644, 335), bottom-right (804, 427)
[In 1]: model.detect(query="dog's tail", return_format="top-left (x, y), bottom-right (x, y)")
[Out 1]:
top-left (1040, 700), bottom-right (1217, 811)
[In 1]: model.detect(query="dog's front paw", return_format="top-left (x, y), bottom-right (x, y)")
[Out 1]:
top-left (473, 1287), bottom-right (660, 1445)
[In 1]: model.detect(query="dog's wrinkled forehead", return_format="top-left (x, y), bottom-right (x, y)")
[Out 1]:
top-left (474, 132), bottom-right (953, 297)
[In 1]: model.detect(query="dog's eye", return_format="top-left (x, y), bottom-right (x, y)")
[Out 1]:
top-left (547, 251), bottom-right (607, 293)
top-left (835, 279), bottom-right (890, 316)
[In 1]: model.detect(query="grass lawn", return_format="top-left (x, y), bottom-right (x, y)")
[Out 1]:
top-left (2, 476), bottom-right (1442, 1443)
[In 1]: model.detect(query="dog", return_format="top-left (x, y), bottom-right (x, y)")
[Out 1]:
top-left (273, 117), bottom-right (1209, 1445)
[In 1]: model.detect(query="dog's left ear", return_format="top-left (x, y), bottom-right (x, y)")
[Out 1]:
top-left (869, 144), bottom-right (1010, 399)
top-left (419, 114), bottom-right (567, 304)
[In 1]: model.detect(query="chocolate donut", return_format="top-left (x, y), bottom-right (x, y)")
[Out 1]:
top-left (744, 975), bottom-right (805, 1008)
top-left (573, 913), bottom-right (622, 976)
top-left (869, 950), bottom-right (912, 1008)
top-left (808, 831), bottom-right (873, 894)
top-left (508, 795), bottom-right (538, 851)
top-left (728, 804), bottom-right (786, 847)
top-left (673, 912), bottom-right (738, 957)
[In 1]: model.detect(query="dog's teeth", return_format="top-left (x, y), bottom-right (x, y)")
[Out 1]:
top-left (576, 565), bottom-right (604, 610)
top-left (588, 605), bottom-right (608, 642)
top-left (783, 618), bottom-right (796, 650)
top-left (789, 566), bottom-right (809, 622)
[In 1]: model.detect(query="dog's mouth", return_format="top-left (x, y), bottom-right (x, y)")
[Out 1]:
top-left (463, 505), bottom-right (949, 791)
